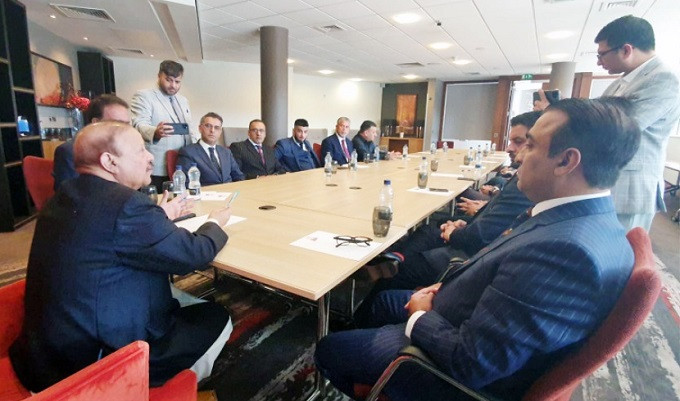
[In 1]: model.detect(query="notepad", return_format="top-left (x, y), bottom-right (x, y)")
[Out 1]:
top-left (175, 214), bottom-right (246, 232)
top-left (290, 230), bottom-right (382, 261)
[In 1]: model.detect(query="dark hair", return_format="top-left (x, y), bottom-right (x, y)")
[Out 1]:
top-left (249, 119), bottom-right (264, 129)
top-left (546, 97), bottom-right (640, 188)
top-left (510, 111), bottom-right (541, 129)
top-left (84, 94), bottom-right (128, 124)
top-left (358, 120), bottom-right (377, 134)
top-left (159, 60), bottom-right (184, 78)
top-left (595, 15), bottom-right (655, 51)
top-left (201, 112), bottom-right (223, 125)
top-left (294, 118), bottom-right (309, 127)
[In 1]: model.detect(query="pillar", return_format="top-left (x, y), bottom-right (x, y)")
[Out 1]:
top-left (260, 26), bottom-right (288, 147)
top-left (549, 61), bottom-right (576, 99)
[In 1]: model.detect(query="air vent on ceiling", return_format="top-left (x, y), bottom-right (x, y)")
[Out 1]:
top-left (396, 62), bottom-right (424, 68)
top-left (598, 0), bottom-right (638, 11)
top-left (314, 24), bottom-right (346, 34)
top-left (50, 4), bottom-right (115, 22)
top-left (466, 72), bottom-right (481, 76)
top-left (111, 47), bottom-right (145, 55)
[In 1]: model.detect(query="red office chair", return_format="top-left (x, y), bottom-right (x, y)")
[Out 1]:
top-left (313, 143), bottom-right (322, 162)
top-left (0, 279), bottom-right (197, 401)
top-left (436, 141), bottom-right (454, 149)
top-left (22, 156), bottom-right (55, 211)
top-left (166, 150), bottom-right (180, 178)
top-left (359, 227), bottom-right (661, 401)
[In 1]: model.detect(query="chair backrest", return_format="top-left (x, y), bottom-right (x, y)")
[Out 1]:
top-left (22, 156), bottom-right (55, 211)
top-left (0, 279), bottom-right (25, 356)
top-left (166, 150), bottom-right (179, 178)
top-left (313, 143), bottom-right (322, 162)
top-left (522, 227), bottom-right (661, 401)
top-left (27, 341), bottom-right (150, 401)
top-left (437, 141), bottom-right (454, 149)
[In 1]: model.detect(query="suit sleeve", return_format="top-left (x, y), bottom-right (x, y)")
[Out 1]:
top-left (627, 71), bottom-right (680, 132)
top-left (53, 143), bottom-right (78, 191)
top-left (229, 142), bottom-right (245, 170)
top-left (227, 149), bottom-right (245, 181)
top-left (176, 146), bottom-right (195, 175)
top-left (320, 138), bottom-right (331, 161)
top-left (274, 141), bottom-right (293, 172)
top-left (448, 183), bottom-right (533, 255)
top-left (129, 91), bottom-right (157, 143)
top-left (113, 193), bottom-right (228, 275)
top-left (352, 137), bottom-right (369, 161)
top-left (411, 240), bottom-right (609, 390)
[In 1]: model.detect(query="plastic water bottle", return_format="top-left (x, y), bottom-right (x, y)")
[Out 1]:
top-left (442, 142), bottom-right (449, 153)
top-left (491, 143), bottom-right (496, 154)
top-left (350, 149), bottom-right (358, 171)
top-left (324, 152), bottom-right (333, 178)
top-left (373, 146), bottom-right (380, 162)
top-left (373, 179), bottom-right (393, 237)
top-left (187, 163), bottom-right (201, 197)
top-left (172, 165), bottom-right (186, 196)
top-left (430, 142), bottom-right (436, 154)
top-left (483, 143), bottom-right (489, 157)
top-left (474, 147), bottom-right (483, 178)
top-left (475, 145), bottom-right (482, 164)
top-left (464, 147), bottom-right (473, 165)
top-left (402, 144), bottom-right (408, 159)
top-left (417, 156), bottom-right (429, 189)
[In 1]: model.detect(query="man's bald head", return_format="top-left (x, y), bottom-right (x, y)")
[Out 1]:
top-left (74, 122), bottom-right (154, 189)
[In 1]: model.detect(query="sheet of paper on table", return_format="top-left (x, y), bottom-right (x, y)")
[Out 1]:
top-left (199, 191), bottom-right (232, 201)
top-left (290, 230), bottom-right (382, 261)
top-left (175, 214), bottom-right (246, 232)
top-left (431, 172), bottom-right (463, 178)
top-left (407, 187), bottom-right (452, 196)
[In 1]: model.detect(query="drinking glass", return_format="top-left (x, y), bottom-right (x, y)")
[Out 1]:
top-left (140, 185), bottom-right (158, 204)
top-left (162, 181), bottom-right (175, 200)
top-left (430, 159), bottom-right (439, 172)
top-left (417, 171), bottom-right (428, 189)
top-left (372, 206), bottom-right (392, 237)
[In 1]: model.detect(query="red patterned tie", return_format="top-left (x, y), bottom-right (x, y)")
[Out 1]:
top-left (256, 145), bottom-right (266, 166)
top-left (341, 139), bottom-right (350, 162)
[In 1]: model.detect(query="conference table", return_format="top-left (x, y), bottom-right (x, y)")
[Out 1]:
top-left (186, 148), bottom-right (507, 399)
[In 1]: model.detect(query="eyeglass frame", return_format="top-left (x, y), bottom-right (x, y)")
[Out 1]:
top-left (596, 45), bottom-right (623, 60)
top-left (333, 235), bottom-right (373, 248)
top-left (201, 123), bottom-right (222, 131)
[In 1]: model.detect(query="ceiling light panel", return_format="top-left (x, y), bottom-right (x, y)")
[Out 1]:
top-left (392, 12), bottom-right (422, 24)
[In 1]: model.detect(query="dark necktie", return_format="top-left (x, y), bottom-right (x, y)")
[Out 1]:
top-left (256, 145), bottom-right (266, 166)
top-left (169, 96), bottom-right (185, 123)
top-left (208, 147), bottom-right (220, 172)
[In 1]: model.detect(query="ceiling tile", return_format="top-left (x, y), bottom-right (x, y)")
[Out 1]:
top-left (361, 0), bottom-right (420, 14)
top-left (251, 0), bottom-right (311, 13)
top-left (251, 15), bottom-right (301, 28)
top-left (217, 1), bottom-right (276, 19)
top-left (221, 20), bottom-right (262, 34)
top-left (343, 14), bottom-right (391, 31)
top-left (318, 1), bottom-right (374, 19)
top-left (200, 0), bottom-right (248, 7)
top-left (284, 8), bottom-right (336, 25)
top-left (200, 8), bottom-right (244, 25)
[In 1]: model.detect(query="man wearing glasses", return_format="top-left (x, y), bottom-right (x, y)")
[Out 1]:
top-left (230, 119), bottom-right (286, 179)
top-left (536, 15), bottom-right (680, 231)
top-left (177, 112), bottom-right (244, 185)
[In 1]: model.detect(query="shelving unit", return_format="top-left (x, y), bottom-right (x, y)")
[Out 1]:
top-left (0, 0), bottom-right (43, 232)
top-left (78, 51), bottom-right (116, 96)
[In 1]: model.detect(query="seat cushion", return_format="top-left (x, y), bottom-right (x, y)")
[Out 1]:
top-left (0, 357), bottom-right (30, 401)
top-left (149, 369), bottom-right (197, 401)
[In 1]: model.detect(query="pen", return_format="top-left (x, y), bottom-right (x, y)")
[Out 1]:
top-left (172, 213), bottom-right (196, 223)
top-left (429, 188), bottom-right (448, 192)
top-left (227, 191), bottom-right (239, 207)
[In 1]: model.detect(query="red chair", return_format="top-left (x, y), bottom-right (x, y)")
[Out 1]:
top-left (361, 227), bottom-right (661, 401)
top-left (0, 279), bottom-right (197, 401)
top-left (22, 156), bottom-right (55, 211)
top-left (436, 141), bottom-right (454, 149)
top-left (166, 150), bottom-right (180, 178)
top-left (313, 143), bottom-right (322, 162)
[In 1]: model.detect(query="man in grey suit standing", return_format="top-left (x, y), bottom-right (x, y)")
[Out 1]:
top-left (595, 16), bottom-right (680, 230)
top-left (131, 60), bottom-right (197, 189)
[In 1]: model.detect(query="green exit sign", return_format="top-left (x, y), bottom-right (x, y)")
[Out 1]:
top-left (521, 74), bottom-right (534, 80)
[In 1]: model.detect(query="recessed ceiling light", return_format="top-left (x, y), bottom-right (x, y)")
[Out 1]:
top-left (318, 69), bottom-right (334, 75)
top-left (350, 78), bottom-right (362, 82)
top-left (287, 58), bottom-right (294, 64)
top-left (452, 59), bottom-right (471, 65)
top-left (83, 37), bottom-right (88, 41)
top-left (49, 14), bottom-right (56, 19)
top-left (546, 53), bottom-right (569, 60)
top-left (429, 42), bottom-right (452, 50)
top-left (545, 30), bottom-right (575, 40)
top-left (392, 13), bottom-right (421, 24)
top-left (150, 54), bottom-right (155, 58)
top-left (403, 74), bottom-right (418, 80)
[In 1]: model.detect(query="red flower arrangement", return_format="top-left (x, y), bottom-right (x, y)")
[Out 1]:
top-left (66, 92), bottom-right (90, 111)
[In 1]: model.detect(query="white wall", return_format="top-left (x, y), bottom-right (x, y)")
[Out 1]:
top-left (28, 21), bottom-right (81, 89)
top-left (110, 57), bottom-right (382, 142)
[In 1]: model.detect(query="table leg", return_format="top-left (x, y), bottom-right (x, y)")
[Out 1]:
top-left (307, 293), bottom-right (331, 401)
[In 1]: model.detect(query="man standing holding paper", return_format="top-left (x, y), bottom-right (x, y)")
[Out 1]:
top-left (10, 122), bottom-right (232, 391)
top-left (131, 60), bottom-right (197, 189)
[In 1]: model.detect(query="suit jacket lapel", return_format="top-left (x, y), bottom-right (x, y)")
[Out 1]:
top-left (305, 140), bottom-right (320, 166)
top-left (153, 89), bottom-right (178, 123)
top-left (196, 142), bottom-right (222, 180)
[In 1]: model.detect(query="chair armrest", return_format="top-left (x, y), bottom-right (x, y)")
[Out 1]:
top-left (28, 341), bottom-right (150, 401)
top-left (149, 369), bottom-right (197, 401)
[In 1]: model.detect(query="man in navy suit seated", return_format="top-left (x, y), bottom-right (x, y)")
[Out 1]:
top-left (177, 112), bottom-right (245, 185)
top-left (321, 116), bottom-right (354, 165)
top-left (53, 94), bottom-right (130, 190)
top-left (10, 122), bottom-right (234, 391)
top-left (274, 118), bottom-right (320, 172)
top-left (230, 119), bottom-right (286, 179)
top-left (315, 98), bottom-right (641, 401)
